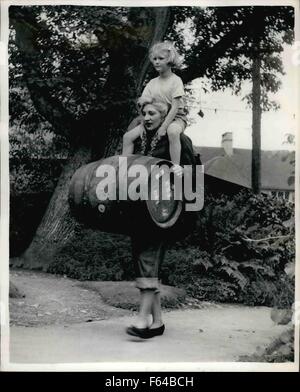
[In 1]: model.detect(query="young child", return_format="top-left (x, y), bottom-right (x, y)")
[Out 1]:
top-left (122, 41), bottom-right (187, 165)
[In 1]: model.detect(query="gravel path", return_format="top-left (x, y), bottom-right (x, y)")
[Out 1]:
top-left (6, 270), bottom-right (292, 368)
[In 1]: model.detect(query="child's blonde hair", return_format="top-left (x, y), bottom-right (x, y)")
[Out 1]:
top-left (149, 41), bottom-right (182, 69)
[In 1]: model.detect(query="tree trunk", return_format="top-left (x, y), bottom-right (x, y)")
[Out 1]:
top-left (11, 7), bottom-right (171, 270)
top-left (135, 7), bottom-right (171, 95)
top-left (251, 53), bottom-right (262, 194)
top-left (100, 7), bottom-right (171, 157)
top-left (11, 146), bottom-right (92, 269)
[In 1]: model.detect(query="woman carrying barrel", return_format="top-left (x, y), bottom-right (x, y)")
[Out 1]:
top-left (125, 97), bottom-right (196, 339)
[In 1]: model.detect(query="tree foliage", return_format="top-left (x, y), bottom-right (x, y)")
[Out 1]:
top-left (173, 6), bottom-right (293, 110)
top-left (46, 190), bottom-right (295, 307)
top-left (162, 190), bottom-right (295, 306)
top-left (8, 5), bottom-right (295, 269)
top-left (9, 5), bottom-right (294, 151)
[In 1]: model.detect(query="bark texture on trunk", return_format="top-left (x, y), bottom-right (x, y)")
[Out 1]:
top-left (101, 7), bottom-right (171, 158)
top-left (135, 7), bottom-right (171, 95)
top-left (12, 146), bottom-right (92, 269)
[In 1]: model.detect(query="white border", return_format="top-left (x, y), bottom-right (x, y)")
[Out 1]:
top-left (1, 0), bottom-right (299, 372)
top-left (2, 362), bottom-right (299, 372)
top-left (0, 0), bottom-right (11, 372)
top-left (294, 0), bottom-right (300, 372)
top-left (0, 0), bottom-right (298, 6)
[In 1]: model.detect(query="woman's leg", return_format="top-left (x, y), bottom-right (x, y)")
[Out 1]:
top-left (167, 123), bottom-right (182, 164)
top-left (150, 291), bottom-right (163, 329)
top-left (130, 233), bottom-right (166, 330)
top-left (134, 289), bottom-right (156, 329)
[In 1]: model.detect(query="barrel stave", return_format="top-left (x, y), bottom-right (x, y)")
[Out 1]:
top-left (68, 154), bottom-right (184, 233)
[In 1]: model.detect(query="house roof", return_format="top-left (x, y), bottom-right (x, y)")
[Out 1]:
top-left (194, 146), bottom-right (295, 191)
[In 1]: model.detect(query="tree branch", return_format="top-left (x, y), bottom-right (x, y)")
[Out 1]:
top-left (10, 7), bottom-right (77, 138)
top-left (133, 7), bottom-right (171, 94)
top-left (241, 234), bottom-right (293, 243)
top-left (180, 15), bottom-right (257, 84)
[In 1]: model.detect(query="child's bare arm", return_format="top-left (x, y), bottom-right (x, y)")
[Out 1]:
top-left (122, 125), bottom-right (142, 155)
top-left (157, 98), bottom-right (180, 137)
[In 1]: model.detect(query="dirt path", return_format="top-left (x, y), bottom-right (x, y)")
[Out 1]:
top-left (9, 270), bottom-right (131, 327)
top-left (7, 270), bottom-right (292, 366)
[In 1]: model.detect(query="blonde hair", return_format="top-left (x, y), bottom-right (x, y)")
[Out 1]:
top-left (149, 41), bottom-right (182, 69)
top-left (138, 97), bottom-right (170, 119)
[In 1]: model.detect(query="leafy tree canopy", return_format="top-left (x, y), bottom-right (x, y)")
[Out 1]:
top-left (8, 5), bottom-right (295, 270)
top-left (9, 5), bottom-right (294, 151)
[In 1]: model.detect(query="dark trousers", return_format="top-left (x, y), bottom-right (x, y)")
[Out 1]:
top-left (131, 233), bottom-right (166, 291)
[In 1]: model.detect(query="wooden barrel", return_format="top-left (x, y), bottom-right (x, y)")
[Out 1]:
top-left (68, 154), bottom-right (183, 232)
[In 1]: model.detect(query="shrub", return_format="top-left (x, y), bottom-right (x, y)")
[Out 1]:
top-left (47, 190), bottom-right (296, 307)
top-left (9, 128), bottom-right (68, 255)
top-left (10, 193), bottom-right (53, 256)
top-left (48, 228), bottom-right (135, 281)
top-left (161, 190), bottom-right (295, 306)
top-left (10, 158), bottom-right (64, 196)
top-left (160, 245), bottom-right (294, 306)
top-left (9, 125), bottom-right (68, 196)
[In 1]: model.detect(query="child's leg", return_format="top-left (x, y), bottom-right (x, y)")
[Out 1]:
top-left (166, 122), bottom-right (183, 164)
top-left (122, 125), bottom-right (142, 155)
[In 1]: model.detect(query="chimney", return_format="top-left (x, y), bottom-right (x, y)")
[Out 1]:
top-left (222, 132), bottom-right (233, 156)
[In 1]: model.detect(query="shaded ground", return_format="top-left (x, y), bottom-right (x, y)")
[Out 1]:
top-left (7, 270), bottom-right (294, 367)
top-left (9, 270), bottom-right (130, 326)
top-left (9, 270), bottom-right (205, 326)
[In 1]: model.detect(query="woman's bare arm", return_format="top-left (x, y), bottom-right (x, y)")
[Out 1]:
top-left (122, 125), bottom-right (143, 154)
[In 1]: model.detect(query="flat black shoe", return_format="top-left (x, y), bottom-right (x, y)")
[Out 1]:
top-left (147, 324), bottom-right (165, 337)
top-left (126, 325), bottom-right (150, 339)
